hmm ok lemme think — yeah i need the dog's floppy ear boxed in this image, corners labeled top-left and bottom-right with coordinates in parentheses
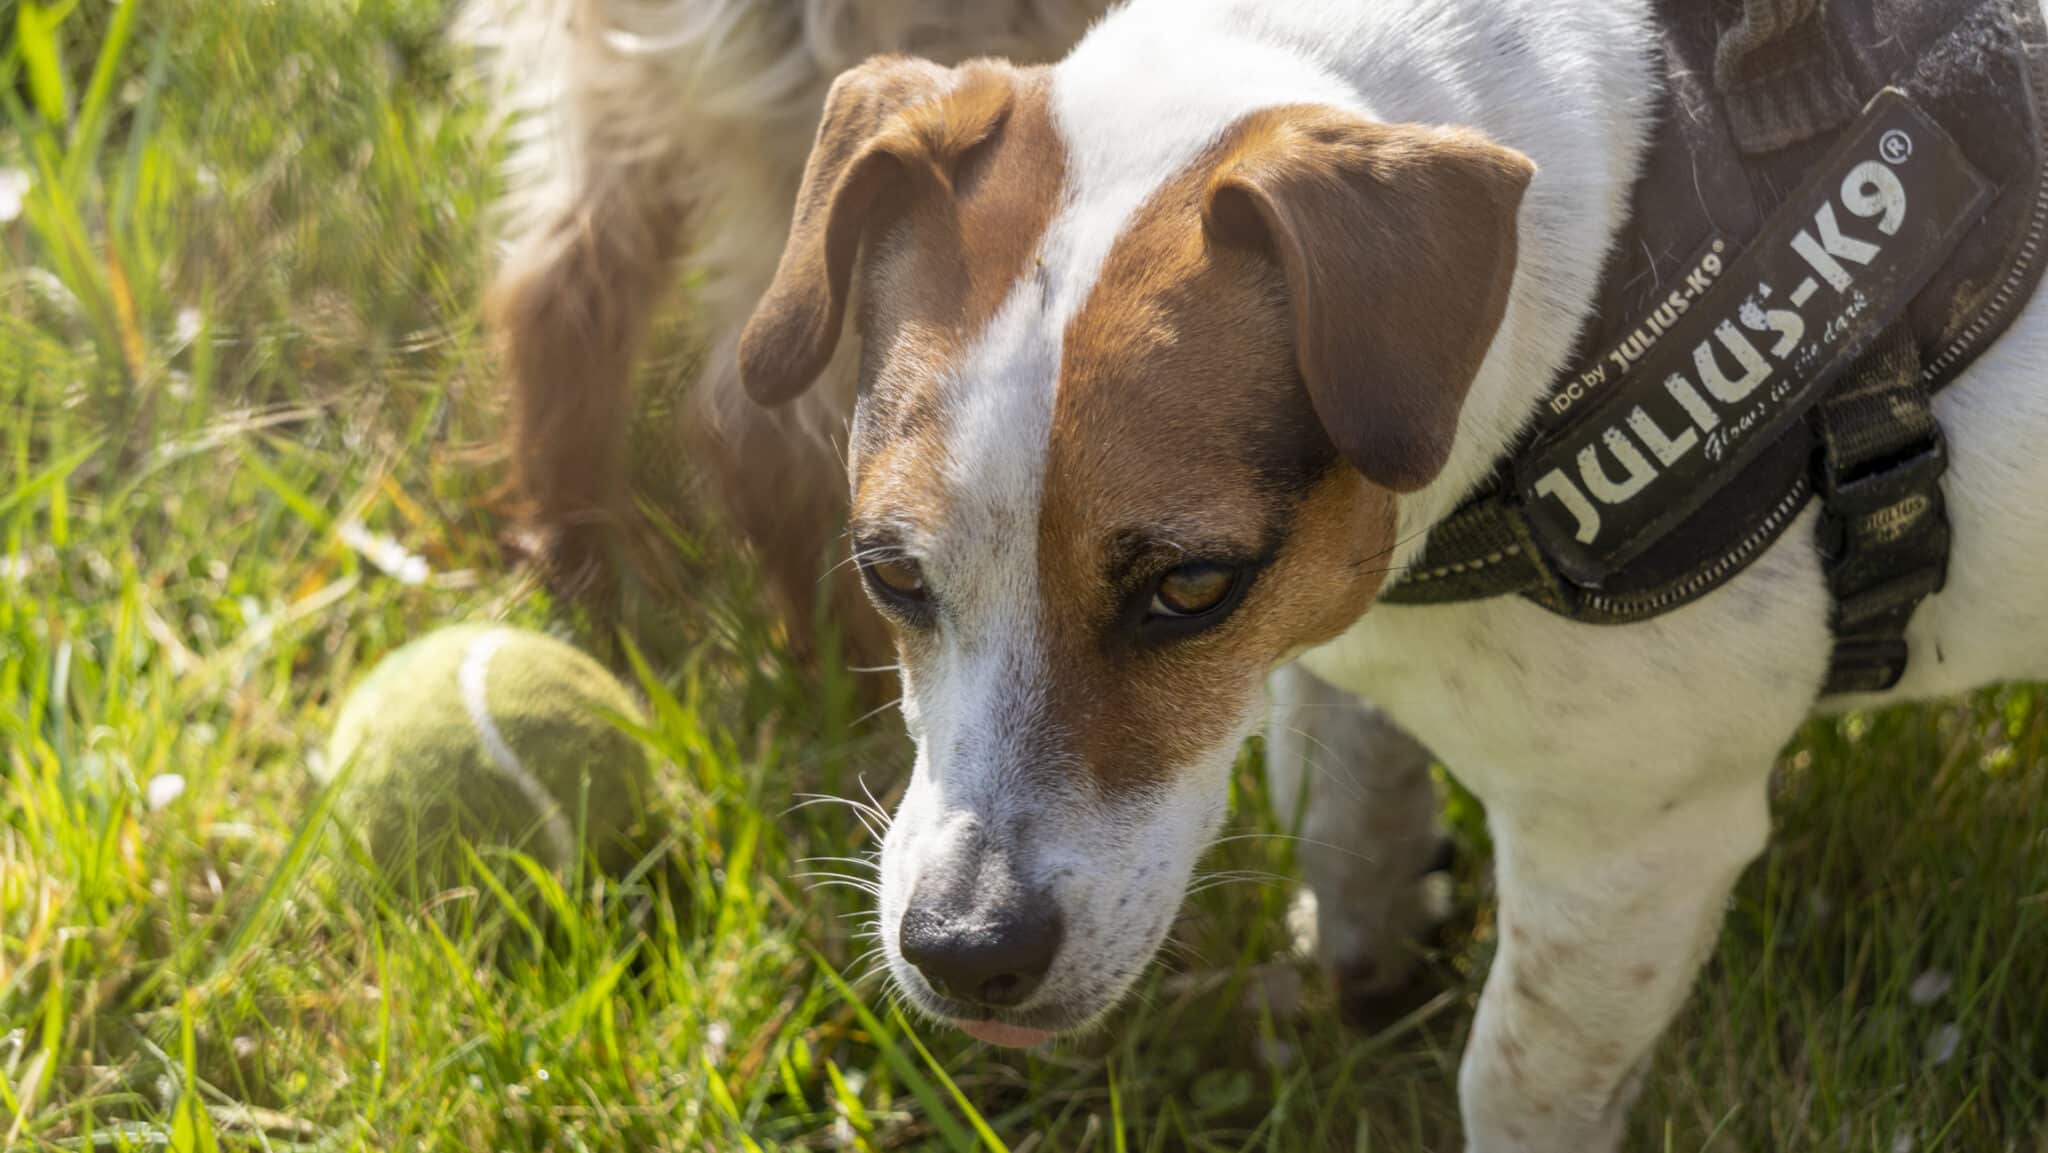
top-left (741, 56), bottom-right (1008, 405)
top-left (1204, 108), bottom-right (1534, 492)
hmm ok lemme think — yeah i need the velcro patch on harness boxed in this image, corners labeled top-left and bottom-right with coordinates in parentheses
top-left (1515, 90), bottom-right (1990, 586)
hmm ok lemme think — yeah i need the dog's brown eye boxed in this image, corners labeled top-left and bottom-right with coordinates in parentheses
top-left (1150, 563), bottom-right (1237, 618)
top-left (868, 556), bottom-right (927, 600)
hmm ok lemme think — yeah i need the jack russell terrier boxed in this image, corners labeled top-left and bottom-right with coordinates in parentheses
top-left (711, 0), bottom-right (2048, 1148)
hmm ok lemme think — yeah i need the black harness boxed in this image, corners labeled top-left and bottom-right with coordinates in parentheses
top-left (1381, 0), bottom-right (2048, 696)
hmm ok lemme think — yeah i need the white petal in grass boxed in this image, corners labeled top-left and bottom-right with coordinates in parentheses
top-left (1286, 887), bottom-right (1319, 958)
top-left (23, 268), bottom-right (78, 318)
top-left (829, 1064), bottom-right (869, 1146)
top-left (1925, 1022), bottom-right (1962, 1066)
top-left (337, 520), bottom-right (431, 585)
top-left (459, 628), bottom-right (574, 864)
top-left (173, 307), bottom-right (203, 346)
top-left (1908, 969), bottom-right (1953, 1006)
top-left (0, 168), bottom-right (28, 223)
top-left (703, 1021), bottom-right (730, 1065)
top-left (1420, 870), bottom-right (1457, 924)
top-left (145, 773), bottom-right (187, 811)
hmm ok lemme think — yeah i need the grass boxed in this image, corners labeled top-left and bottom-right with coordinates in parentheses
top-left (1, 1), bottom-right (2044, 1149)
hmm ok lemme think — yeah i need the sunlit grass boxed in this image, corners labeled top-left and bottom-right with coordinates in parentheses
top-left (2, 2), bottom-right (2043, 1149)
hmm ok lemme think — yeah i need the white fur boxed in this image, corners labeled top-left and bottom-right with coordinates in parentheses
top-left (870, 0), bottom-right (2048, 1148)
top-left (478, 0), bottom-right (2048, 1145)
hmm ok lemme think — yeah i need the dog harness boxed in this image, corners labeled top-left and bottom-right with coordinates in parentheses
top-left (1381, 0), bottom-right (2048, 696)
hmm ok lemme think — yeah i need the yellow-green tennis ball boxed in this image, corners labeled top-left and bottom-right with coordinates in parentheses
top-left (318, 625), bottom-right (655, 886)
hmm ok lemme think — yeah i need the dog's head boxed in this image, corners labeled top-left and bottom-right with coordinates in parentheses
top-left (741, 56), bottom-right (1531, 1045)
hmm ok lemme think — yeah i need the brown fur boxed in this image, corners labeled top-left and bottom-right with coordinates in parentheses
top-left (811, 103), bottom-right (1524, 793)
top-left (487, 168), bottom-right (687, 582)
top-left (735, 59), bottom-right (1070, 535)
top-left (1205, 107), bottom-right (1534, 492)
top-left (851, 68), bottom-right (1068, 527)
top-left (477, 1), bottom-right (1103, 677)
top-left (741, 60), bottom-right (1064, 408)
top-left (1031, 118), bottom-right (1411, 790)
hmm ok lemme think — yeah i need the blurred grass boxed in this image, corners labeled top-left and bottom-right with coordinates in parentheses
top-left (1, 1), bottom-right (2044, 1150)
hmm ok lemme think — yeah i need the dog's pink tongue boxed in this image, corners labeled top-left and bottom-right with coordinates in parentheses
top-left (956, 1019), bottom-right (1053, 1048)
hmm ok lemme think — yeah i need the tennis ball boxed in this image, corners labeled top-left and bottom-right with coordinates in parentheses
top-left (317, 625), bottom-right (656, 887)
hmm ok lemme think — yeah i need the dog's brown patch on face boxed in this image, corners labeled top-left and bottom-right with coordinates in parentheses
top-left (1035, 123), bottom-right (1400, 791)
top-left (849, 65), bottom-right (1066, 532)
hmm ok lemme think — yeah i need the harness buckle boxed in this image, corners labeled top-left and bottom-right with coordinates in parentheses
top-left (1819, 430), bottom-right (1950, 519)
top-left (1817, 429), bottom-right (1951, 694)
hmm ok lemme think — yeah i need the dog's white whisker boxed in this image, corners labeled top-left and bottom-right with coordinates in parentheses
top-left (798, 855), bottom-right (883, 873)
top-left (1272, 726), bottom-right (1373, 811)
top-left (786, 792), bottom-right (893, 845)
top-left (794, 872), bottom-right (884, 896)
top-left (1210, 830), bottom-right (1379, 866)
top-left (849, 694), bottom-right (905, 730)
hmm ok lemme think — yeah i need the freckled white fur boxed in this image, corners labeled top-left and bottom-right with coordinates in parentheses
top-left (881, 0), bottom-right (2048, 1148)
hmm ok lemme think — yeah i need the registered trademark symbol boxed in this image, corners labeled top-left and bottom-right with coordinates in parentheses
top-left (1880, 129), bottom-right (1913, 164)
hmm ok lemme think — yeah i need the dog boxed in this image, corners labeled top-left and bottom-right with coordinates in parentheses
top-left (460, 0), bottom-right (1107, 667)
top-left (722, 1), bottom-right (2048, 1149)
top-left (477, 0), bottom-right (2048, 1148)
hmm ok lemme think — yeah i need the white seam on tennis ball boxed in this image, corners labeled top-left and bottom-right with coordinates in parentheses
top-left (460, 629), bottom-right (576, 865)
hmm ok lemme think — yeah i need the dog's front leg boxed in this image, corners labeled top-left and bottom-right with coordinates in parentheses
top-left (1458, 771), bottom-right (1772, 1152)
top-left (1266, 663), bottom-right (1446, 1020)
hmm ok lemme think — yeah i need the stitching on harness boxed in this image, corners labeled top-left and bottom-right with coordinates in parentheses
top-left (1403, 543), bottom-right (1522, 584)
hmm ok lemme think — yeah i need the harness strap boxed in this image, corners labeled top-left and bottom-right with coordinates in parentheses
top-left (1714, 0), bottom-right (1861, 152)
top-left (1385, 327), bottom-right (1953, 692)
top-left (1813, 323), bottom-right (1952, 693)
top-left (1383, 498), bottom-right (1555, 608)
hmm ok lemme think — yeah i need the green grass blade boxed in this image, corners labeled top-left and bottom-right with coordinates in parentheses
top-left (14, 2), bottom-right (71, 124)
top-left (699, 1056), bottom-right (767, 1153)
top-left (62, 0), bottom-right (140, 190)
top-left (457, 840), bottom-right (543, 956)
top-left (198, 757), bottom-right (350, 994)
top-left (238, 444), bottom-right (333, 534)
top-left (1109, 1058), bottom-right (1128, 1153)
top-left (898, 1011), bottom-right (1011, 1153)
top-left (809, 948), bottom-right (980, 1153)
top-left (168, 994), bottom-right (221, 1153)
top-left (0, 438), bottom-right (101, 522)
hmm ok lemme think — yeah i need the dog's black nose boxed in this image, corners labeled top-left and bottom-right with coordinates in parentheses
top-left (899, 895), bottom-right (1063, 1008)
